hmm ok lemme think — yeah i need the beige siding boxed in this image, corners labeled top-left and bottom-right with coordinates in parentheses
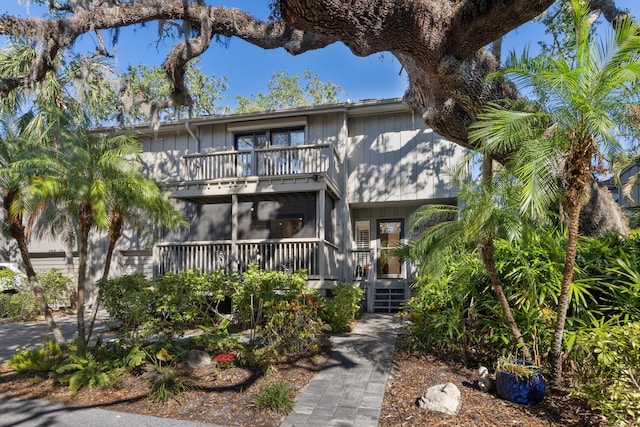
top-left (119, 250), bottom-right (154, 277)
top-left (347, 113), bottom-right (464, 204)
top-left (308, 113), bottom-right (341, 146)
top-left (198, 123), bottom-right (228, 151)
top-left (30, 255), bottom-right (78, 275)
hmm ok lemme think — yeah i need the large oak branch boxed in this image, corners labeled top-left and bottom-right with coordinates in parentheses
top-left (0, 0), bottom-right (629, 148)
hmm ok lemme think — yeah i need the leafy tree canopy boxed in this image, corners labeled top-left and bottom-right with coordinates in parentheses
top-left (234, 70), bottom-right (344, 113)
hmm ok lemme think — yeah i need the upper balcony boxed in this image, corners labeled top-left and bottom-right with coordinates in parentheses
top-left (170, 143), bottom-right (341, 203)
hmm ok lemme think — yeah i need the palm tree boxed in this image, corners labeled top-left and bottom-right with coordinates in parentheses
top-left (85, 160), bottom-right (187, 344)
top-left (0, 115), bottom-right (66, 344)
top-left (469, 0), bottom-right (640, 384)
top-left (407, 165), bottom-right (533, 359)
top-left (32, 126), bottom-right (145, 346)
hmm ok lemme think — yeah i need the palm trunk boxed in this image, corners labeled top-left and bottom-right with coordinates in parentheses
top-left (76, 202), bottom-right (93, 347)
top-left (86, 210), bottom-right (122, 345)
top-left (64, 212), bottom-right (76, 305)
top-left (479, 239), bottom-right (531, 360)
top-left (479, 155), bottom-right (530, 358)
top-left (3, 191), bottom-right (66, 345)
top-left (549, 200), bottom-right (581, 386)
top-left (550, 143), bottom-right (593, 387)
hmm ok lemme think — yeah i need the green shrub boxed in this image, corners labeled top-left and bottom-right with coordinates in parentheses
top-left (190, 318), bottom-right (240, 354)
top-left (7, 291), bottom-right (39, 320)
top-left (260, 291), bottom-right (329, 361)
top-left (153, 269), bottom-right (235, 332)
top-left (575, 233), bottom-right (640, 323)
top-left (233, 265), bottom-right (307, 328)
top-left (0, 267), bottom-right (28, 293)
top-left (40, 269), bottom-right (73, 309)
top-left (0, 294), bottom-right (15, 318)
top-left (253, 378), bottom-right (295, 413)
top-left (321, 283), bottom-right (363, 332)
top-left (571, 322), bottom-right (640, 426)
top-left (102, 274), bottom-right (154, 336)
top-left (405, 246), bottom-right (497, 355)
top-left (0, 269), bottom-right (72, 318)
top-left (8, 338), bottom-right (62, 373)
top-left (104, 271), bottom-right (236, 340)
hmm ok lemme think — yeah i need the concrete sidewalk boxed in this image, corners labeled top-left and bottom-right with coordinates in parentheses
top-left (282, 313), bottom-right (403, 427)
top-left (0, 395), bottom-right (225, 427)
top-left (0, 309), bottom-right (113, 362)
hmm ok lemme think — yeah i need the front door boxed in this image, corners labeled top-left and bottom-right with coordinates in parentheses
top-left (377, 219), bottom-right (403, 278)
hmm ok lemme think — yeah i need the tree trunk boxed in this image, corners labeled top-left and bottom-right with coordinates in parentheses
top-left (550, 144), bottom-right (594, 386)
top-left (76, 202), bottom-right (93, 347)
top-left (479, 155), bottom-right (531, 359)
top-left (86, 210), bottom-right (122, 345)
top-left (549, 199), bottom-right (582, 386)
top-left (63, 212), bottom-right (77, 309)
top-left (3, 191), bottom-right (66, 345)
top-left (479, 239), bottom-right (531, 360)
top-left (579, 179), bottom-right (629, 236)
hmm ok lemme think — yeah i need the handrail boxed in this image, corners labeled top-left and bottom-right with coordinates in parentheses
top-left (182, 143), bottom-right (331, 158)
top-left (156, 238), bottom-right (320, 247)
top-left (156, 238), bottom-right (321, 276)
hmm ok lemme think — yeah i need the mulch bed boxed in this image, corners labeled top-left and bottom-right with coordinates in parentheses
top-left (379, 339), bottom-right (606, 427)
top-left (0, 354), bottom-right (327, 427)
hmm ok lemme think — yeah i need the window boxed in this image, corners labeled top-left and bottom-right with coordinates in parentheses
top-left (271, 128), bottom-right (305, 147)
top-left (235, 127), bottom-right (305, 176)
top-left (269, 214), bottom-right (304, 238)
top-left (235, 127), bottom-right (305, 150)
top-left (236, 132), bottom-right (268, 150)
top-left (238, 195), bottom-right (315, 240)
top-left (354, 221), bottom-right (371, 279)
top-left (377, 219), bottom-right (403, 278)
top-left (355, 221), bottom-right (371, 250)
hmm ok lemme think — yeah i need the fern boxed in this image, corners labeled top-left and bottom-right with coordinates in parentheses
top-left (8, 338), bottom-right (62, 373)
top-left (55, 350), bottom-right (120, 395)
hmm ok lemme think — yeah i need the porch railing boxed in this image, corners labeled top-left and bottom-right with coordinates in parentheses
top-left (155, 239), bottom-right (320, 276)
top-left (350, 248), bottom-right (373, 281)
top-left (181, 143), bottom-right (338, 183)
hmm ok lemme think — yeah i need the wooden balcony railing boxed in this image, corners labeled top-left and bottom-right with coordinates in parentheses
top-left (155, 239), bottom-right (320, 276)
top-left (181, 143), bottom-right (338, 183)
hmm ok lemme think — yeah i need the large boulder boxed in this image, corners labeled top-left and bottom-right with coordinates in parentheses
top-left (417, 382), bottom-right (461, 415)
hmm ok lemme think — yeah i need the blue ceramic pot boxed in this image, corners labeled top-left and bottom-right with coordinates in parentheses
top-left (495, 362), bottom-right (546, 405)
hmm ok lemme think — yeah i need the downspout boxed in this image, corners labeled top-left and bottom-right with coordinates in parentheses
top-left (185, 121), bottom-right (201, 152)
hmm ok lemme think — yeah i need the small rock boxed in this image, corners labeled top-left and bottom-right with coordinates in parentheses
top-left (187, 349), bottom-right (212, 368)
top-left (417, 382), bottom-right (461, 415)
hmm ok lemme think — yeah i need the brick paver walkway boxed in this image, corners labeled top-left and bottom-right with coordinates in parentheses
top-left (281, 313), bottom-right (403, 427)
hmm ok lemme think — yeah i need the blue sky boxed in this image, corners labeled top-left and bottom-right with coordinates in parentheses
top-left (2, 1), bottom-right (640, 108)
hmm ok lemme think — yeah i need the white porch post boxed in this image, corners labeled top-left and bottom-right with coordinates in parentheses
top-left (317, 189), bottom-right (326, 285)
top-left (231, 195), bottom-right (238, 271)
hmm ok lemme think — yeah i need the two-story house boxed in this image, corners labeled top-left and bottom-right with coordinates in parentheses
top-left (5, 98), bottom-right (466, 313)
